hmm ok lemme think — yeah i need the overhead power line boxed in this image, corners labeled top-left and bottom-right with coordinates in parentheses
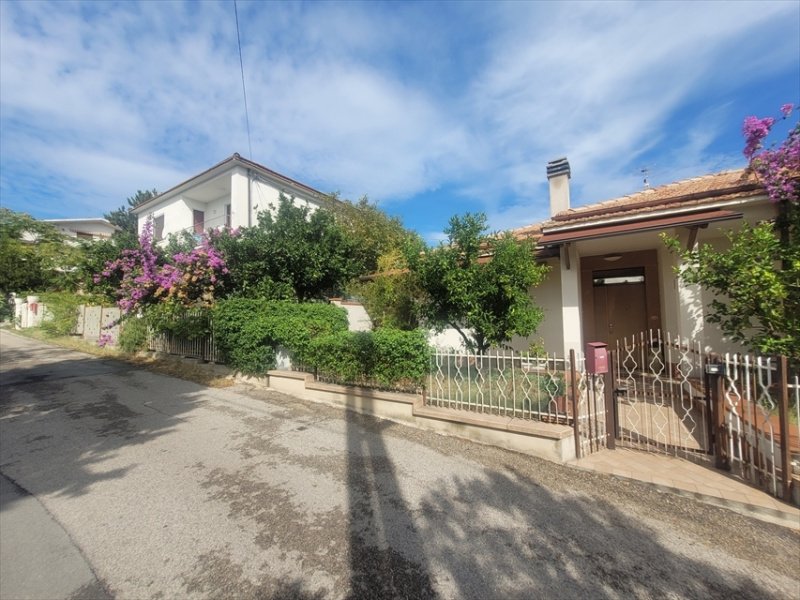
top-left (233, 0), bottom-right (253, 159)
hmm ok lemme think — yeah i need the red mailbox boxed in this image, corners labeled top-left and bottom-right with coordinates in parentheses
top-left (585, 342), bottom-right (608, 374)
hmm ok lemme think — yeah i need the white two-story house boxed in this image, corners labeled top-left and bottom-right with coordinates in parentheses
top-left (132, 153), bottom-right (326, 241)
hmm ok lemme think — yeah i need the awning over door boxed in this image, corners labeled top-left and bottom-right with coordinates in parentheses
top-left (537, 209), bottom-right (742, 246)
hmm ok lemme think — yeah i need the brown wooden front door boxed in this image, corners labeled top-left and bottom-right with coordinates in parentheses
top-left (580, 250), bottom-right (662, 348)
top-left (591, 268), bottom-right (648, 348)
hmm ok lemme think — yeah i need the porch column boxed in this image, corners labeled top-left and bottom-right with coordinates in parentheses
top-left (560, 243), bottom-right (583, 359)
top-left (229, 167), bottom-right (251, 229)
top-left (674, 232), bottom-right (706, 345)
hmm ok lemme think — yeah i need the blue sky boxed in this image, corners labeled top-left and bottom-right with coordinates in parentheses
top-left (1, 1), bottom-right (798, 242)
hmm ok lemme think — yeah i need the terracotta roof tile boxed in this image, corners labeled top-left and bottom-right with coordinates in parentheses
top-left (512, 169), bottom-right (766, 241)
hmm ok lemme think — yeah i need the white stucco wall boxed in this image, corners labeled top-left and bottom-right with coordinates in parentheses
top-left (138, 196), bottom-right (192, 240)
top-left (250, 178), bottom-right (319, 224)
top-left (138, 163), bottom-right (324, 238)
top-left (509, 259), bottom-right (564, 354)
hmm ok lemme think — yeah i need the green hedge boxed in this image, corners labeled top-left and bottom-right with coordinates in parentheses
top-left (307, 328), bottom-right (430, 389)
top-left (371, 328), bottom-right (430, 387)
top-left (118, 316), bottom-right (149, 353)
top-left (212, 299), bottom-right (349, 374)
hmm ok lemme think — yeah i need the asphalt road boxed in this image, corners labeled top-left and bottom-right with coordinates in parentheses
top-left (0, 330), bottom-right (798, 600)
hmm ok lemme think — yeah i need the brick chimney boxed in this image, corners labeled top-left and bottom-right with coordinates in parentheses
top-left (547, 157), bottom-right (571, 217)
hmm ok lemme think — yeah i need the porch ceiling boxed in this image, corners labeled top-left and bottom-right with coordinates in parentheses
top-left (183, 173), bottom-right (231, 203)
top-left (537, 209), bottom-right (742, 246)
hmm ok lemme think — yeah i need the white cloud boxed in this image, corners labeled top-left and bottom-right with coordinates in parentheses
top-left (0, 0), bottom-right (797, 231)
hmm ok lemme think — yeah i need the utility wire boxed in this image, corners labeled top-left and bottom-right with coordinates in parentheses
top-left (233, 0), bottom-right (253, 159)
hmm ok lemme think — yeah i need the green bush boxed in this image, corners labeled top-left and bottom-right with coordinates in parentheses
top-left (307, 328), bottom-right (430, 389)
top-left (371, 328), bottom-right (430, 387)
top-left (38, 292), bottom-right (85, 336)
top-left (118, 316), bottom-right (149, 353)
top-left (212, 299), bottom-right (348, 374)
top-left (145, 303), bottom-right (211, 339)
top-left (307, 331), bottom-right (376, 382)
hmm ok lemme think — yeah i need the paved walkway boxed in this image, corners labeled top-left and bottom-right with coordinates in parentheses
top-left (574, 447), bottom-right (800, 528)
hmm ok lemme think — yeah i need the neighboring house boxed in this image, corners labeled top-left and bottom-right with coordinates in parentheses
top-left (131, 153), bottom-right (326, 241)
top-left (22, 218), bottom-right (118, 242)
top-left (508, 158), bottom-right (775, 358)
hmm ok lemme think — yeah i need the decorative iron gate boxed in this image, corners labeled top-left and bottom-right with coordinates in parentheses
top-left (569, 349), bottom-right (609, 458)
top-left (610, 330), bottom-right (711, 457)
top-left (605, 330), bottom-right (798, 504)
top-left (717, 354), bottom-right (799, 501)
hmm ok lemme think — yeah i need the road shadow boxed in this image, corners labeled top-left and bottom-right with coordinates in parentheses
top-left (343, 408), bottom-right (794, 599)
top-left (413, 466), bottom-right (790, 599)
top-left (346, 410), bottom-right (436, 599)
top-left (0, 344), bottom-right (205, 505)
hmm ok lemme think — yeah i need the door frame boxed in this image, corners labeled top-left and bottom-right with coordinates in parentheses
top-left (580, 249), bottom-right (662, 346)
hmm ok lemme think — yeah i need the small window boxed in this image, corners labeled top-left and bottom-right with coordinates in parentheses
top-left (154, 215), bottom-right (165, 241)
top-left (225, 204), bottom-right (231, 228)
top-left (593, 267), bottom-right (645, 286)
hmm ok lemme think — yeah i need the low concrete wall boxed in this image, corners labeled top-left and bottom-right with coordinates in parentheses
top-left (265, 370), bottom-right (576, 463)
top-left (12, 297), bottom-right (120, 345)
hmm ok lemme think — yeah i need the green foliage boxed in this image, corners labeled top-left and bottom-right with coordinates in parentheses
top-left (324, 194), bottom-right (415, 274)
top-left (307, 331), bottom-right (376, 383)
top-left (119, 316), bottom-right (149, 353)
top-left (38, 291), bottom-right (85, 336)
top-left (307, 328), bottom-right (429, 389)
top-left (163, 230), bottom-right (199, 256)
top-left (663, 206), bottom-right (800, 361)
top-left (212, 299), bottom-right (348, 374)
top-left (348, 249), bottom-right (421, 330)
top-left (75, 236), bottom-right (138, 300)
top-left (370, 328), bottom-right (430, 387)
top-left (0, 208), bottom-right (77, 296)
top-left (104, 189), bottom-right (158, 235)
top-left (145, 303), bottom-right (212, 339)
top-left (216, 194), bottom-right (361, 301)
top-left (407, 213), bottom-right (549, 353)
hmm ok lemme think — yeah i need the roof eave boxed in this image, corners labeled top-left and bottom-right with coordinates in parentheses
top-left (132, 154), bottom-right (328, 215)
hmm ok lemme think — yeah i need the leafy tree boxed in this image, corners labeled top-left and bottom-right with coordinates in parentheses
top-left (104, 188), bottom-right (158, 235)
top-left (349, 248), bottom-right (422, 330)
top-left (665, 104), bottom-right (799, 361)
top-left (0, 209), bottom-right (79, 299)
top-left (215, 194), bottom-right (361, 301)
top-left (75, 235), bottom-right (140, 300)
top-left (407, 212), bottom-right (549, 353)
top-left (323, 194), bottom-right (411, 274)
top-left (322, 193), bottom-right (423, 328)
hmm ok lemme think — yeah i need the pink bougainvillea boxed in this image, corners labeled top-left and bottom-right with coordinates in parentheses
top-left (742, 104), bottom-right (799, 203)
top-left (95, 220), bottom-right (231, 314)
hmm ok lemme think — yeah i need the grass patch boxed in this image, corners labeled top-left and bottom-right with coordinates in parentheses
top-left (6, 327), bottom-right (234, 388)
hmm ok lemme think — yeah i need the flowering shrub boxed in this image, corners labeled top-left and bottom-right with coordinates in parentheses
top-left (94, 220), bottom-right (231, 314)
top-left (742, 103), bottom-right (799, 203)
top-left (666, 103), bottom-right (800, 361)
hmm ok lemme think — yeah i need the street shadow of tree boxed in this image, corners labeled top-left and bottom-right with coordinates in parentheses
top-left (0, 348), bottom-right (205, 504)
top-left (414, 466), bottom-right (786, 599)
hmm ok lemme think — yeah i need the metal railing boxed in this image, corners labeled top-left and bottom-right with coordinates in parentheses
top-left (427, 349), bottom-right (573, 423)
top-left (719, 354), bottom-right (799, 500)
top-left (147, 329), bottom-right (224, 363)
